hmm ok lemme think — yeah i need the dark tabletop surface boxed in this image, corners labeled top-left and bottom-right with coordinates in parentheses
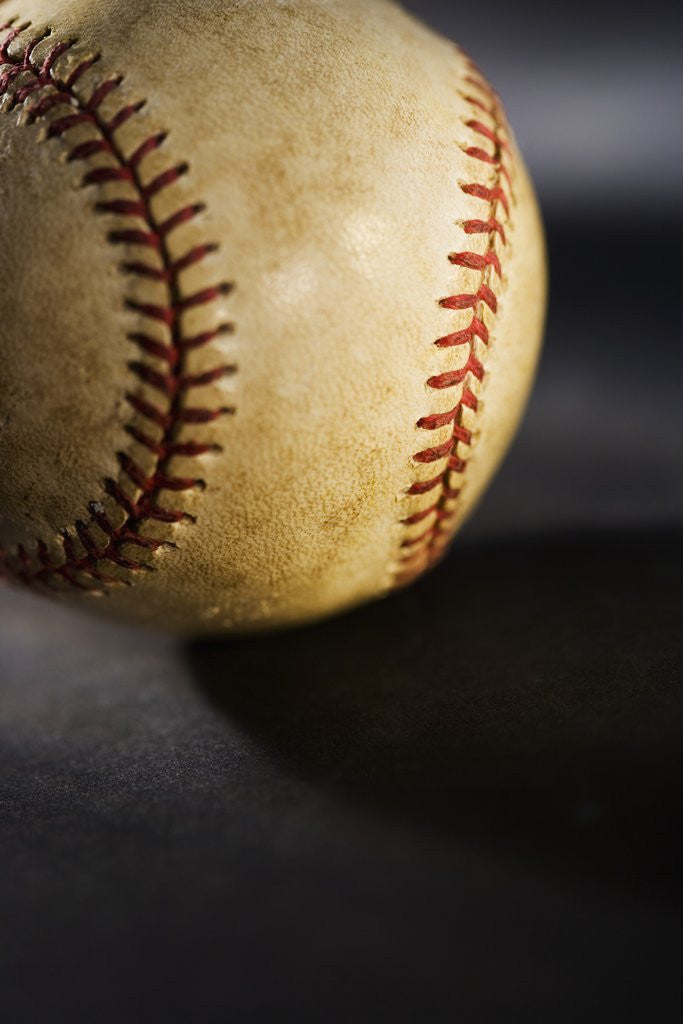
top-left (2, 1), bottom-right (682, 1021)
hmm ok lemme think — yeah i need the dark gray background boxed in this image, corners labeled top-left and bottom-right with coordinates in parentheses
top-left (2, 1), bottom-right (682, 1021)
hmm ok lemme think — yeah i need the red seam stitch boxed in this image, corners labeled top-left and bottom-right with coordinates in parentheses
top-left (11, 77), bottom-right (42, 105)
top-left (26, 91), bottom-right (72, 120)
top-left (466, 118), bottom-right (509, 152)
top-left (396, 58), bottom-right (512, 585)
top-left (449, 250), bottom-right (501, 276)
top-left (127, 333), bottom-right (176, 363)
top-left (158, 202), bottom-right (205, 237)
top-left (69, 138), bottom-right (114, 161)
top-left (106, 99), bottom-right (145, 132)
top-left (86, 74), bottom-right (122, 110)
top-left (439, 284), bottom-right (498, 313)
top-left (97, 197), bottom-right (147, 217)
top-left (180, 326), bottom-right (233, 351)
top-left (172, 243), bottom-right (219, 274)
top-left (122, 261), bottom-right (170, 283)
top-left (463, 218), bottom-right (506, 242)
top-left (143, 162), bottom-right (188, 198)
top-left (126, 300), bottom-right (176, 326)
top-left (406, 474), bottom-right (443, 496)
top-left (402, 505), bottom-right (440, 526)
top-left (81, 164), bottom-right (130, 182)
top-left (413, 437), bottom-right (454, 464)
top-left (64, 53), bottom-right (100, 89)
top-left (125, 393), bottom-right (170, 429)
top-left (416, 407), bottom-right (458, 431)
top-left (178, 405), bottom-right (234, 424)
top-left (0, 24), bottom-right (235, 590)
top-left (128, 361), bottom-right (177, 393)
top-left (461, 181), bottom-right (509, 217)
top-left (128, 130), bottom-right (165, 167)
top-left (41, 39), bottom-right (76, 75)
top-left (401, 525), bottom-right (437, 548)
top-left (125, 425), bottom-right (220, 458)
top-left (47, 111), bottom-right (94, 136)
top-left (108, 227), bottom-right (160, 248)
top-left (435, 317), bottom-right (489, 350)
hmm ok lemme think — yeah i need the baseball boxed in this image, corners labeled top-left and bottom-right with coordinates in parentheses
top-left (0, 0), bottom-right (546, 633)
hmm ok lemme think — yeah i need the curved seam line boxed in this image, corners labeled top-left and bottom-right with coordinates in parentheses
top-left (394, 57), bottom-right (514, 586)
top-left (0, 17), bottom-right (234, 593)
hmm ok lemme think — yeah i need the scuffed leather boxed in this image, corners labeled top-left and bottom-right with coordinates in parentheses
top-left (0, 0), bottom-right (546, 632)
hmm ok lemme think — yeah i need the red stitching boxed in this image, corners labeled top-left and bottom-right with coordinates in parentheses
top-left (122, 260), bottom-right (169, 283)
top-left (26, 91), bottom-right (71, 119)
top-left (435, 317), bottom-right (488, 350)
top-left (426, 357), bottom-right (485, 391)
top-left (64, 53), bottom-right (100, 89)
top-left (178, 405), bottom-right (234, 424)
top-left (126, 298), bottom-right (176, 326)
top-left (143, 163), bottom-right (189, 198)
top-left (0, 25), bottom-right (25, 61)
top-left (86, 74), bottom-right (122, 110)
top-left (172, 243), bottom-right (219, 274)
top-left (41, 39), bottom-right (76, 74)
top-left (0, 23), bottom-right (234, 592)
top-left (108, 227), bottom-right (160, 248)
top-left (126, 425), bottom-right (220, 458)
top-left (396, 61), bottom-right (512, 586)
top-left (11, 77), bottom-right (41, 104)
top-left (70, 138), bottom-right (114, 161)
top-left (440, 284), bottom-right (497, 313)
top-left (97, 197), bottom-right (147, 217)
top-left (464, 217), bottom-right (506, 242)
top-left (128, 130), bottom-right (166, 168)
top-left (127, 360), bottom-right (235, 396)
top-left (466, 118), bottom-right (509, 152)
top-left (125, 393), bottom-right (170, 429)
top-left (106, 99), bottom-right (145, 133)
top-left (402, 505), bottom-right (440, 527)
top-left (449, 250), bottom-right (501, 276)
top-left (180, 325), bottom-right (233, 351)
top-left (461, 182), bottom-right (509, 217)
top-left (158, 203), bottom-right (206, 237)
top-left (127, 333), bottom-right (176, 363)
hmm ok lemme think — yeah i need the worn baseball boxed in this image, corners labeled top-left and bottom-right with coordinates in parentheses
top-left (0, 0), bottom-right (546, 632)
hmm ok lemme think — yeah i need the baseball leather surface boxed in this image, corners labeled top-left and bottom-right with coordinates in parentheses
top-left (0, 0), bottom-right (546, 632)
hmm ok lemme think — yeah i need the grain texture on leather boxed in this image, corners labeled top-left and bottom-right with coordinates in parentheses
top-left (0, 0), bottom-right (546, 631)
